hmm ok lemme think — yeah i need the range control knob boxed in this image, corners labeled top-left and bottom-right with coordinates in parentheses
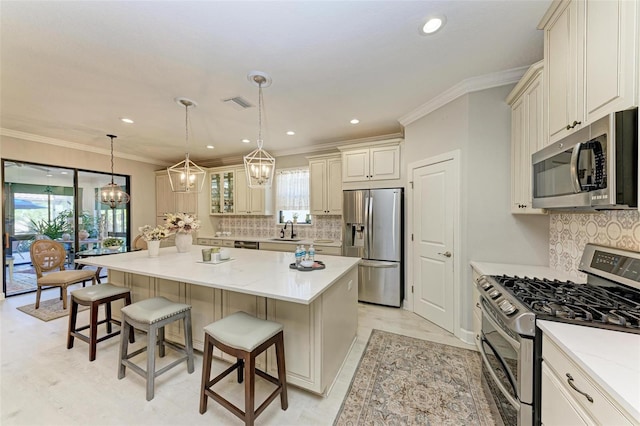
top-left (482, 282), bottom-right (493, 290)
top-left (499, 300), bottom-right (518, 315)
top-left (489, 289), bottom-right (501, 299)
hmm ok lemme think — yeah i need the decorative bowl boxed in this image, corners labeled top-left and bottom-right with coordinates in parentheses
top-left (300, 260), bottom-right (314, 268)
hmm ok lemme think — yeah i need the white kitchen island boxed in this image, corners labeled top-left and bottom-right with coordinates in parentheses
top-left (76, 245), bottom-right (360, 396)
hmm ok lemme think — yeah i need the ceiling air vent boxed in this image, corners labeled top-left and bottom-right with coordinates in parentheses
top-left (222, 96), bottom-right (253, 111)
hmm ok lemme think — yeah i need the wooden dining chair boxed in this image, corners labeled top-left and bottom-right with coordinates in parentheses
top-left (132, 235), bottom-right (147, 250)
top-left (30, 240), bottom-right (97, 309)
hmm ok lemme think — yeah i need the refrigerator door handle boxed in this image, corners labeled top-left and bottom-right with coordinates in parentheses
top-left (367, 194), bottom-right (373, 258)
top-left (360, 260), bottom-right (399, 268)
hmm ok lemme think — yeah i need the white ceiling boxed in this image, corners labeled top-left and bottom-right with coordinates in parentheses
top-left (0, 0), bottom-right (549, 166)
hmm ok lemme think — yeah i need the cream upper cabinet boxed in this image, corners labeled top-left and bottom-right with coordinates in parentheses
top-left (583, 0), bottom-right (638, 123)
top-left (506, 61), bottom-right (545, 214)
top-left (543, 0), bottom-right (584, 144)
top-left (541, 0), bottom-right (638, 145)
top-left (339, 141), bottom-right (401, 183)
top-left (209, 169), bottom-right (235, 215)
top-left (156, 172), bottom-right (198, 218)
top-left (308, 154), bottom-right (342, 215)
top-left (234, 167), bottom-right (271, 215)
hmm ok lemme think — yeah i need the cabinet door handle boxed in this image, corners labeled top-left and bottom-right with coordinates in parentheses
top-left (476, 302), bottom-right (480, 308)
top-left (565, 373), bottom-right (594, 403)
top-left (567, 120), bottom-right (582, 130)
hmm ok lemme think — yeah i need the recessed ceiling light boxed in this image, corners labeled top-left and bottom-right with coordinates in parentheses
top-left (421, 15), bottom-right (446, 35)
top-left (286, 131), bottom-right (295, 136)
top-left (46, 174), bottom-right (53, 177)
top-left (60, 171), bottom-right (68, 175)
top-left (120, 118), bottom-right (134, 124)
top-left (242, 139), bottom-right (251, 143)
top-left (350, 119), bottom-right (360, 124)
top-left (206, 145), bottom-right (214, 149)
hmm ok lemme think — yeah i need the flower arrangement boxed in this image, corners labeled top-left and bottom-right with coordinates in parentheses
top-left (164, 212), bottom-right (201, 234)
top-left (138, 225), bottom-right (170, 241)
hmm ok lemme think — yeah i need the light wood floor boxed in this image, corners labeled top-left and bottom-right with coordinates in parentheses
top-left (0, 287), bottom-right (474, 425)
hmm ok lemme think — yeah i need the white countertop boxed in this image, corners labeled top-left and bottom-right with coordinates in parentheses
top-left (76, 245), bottom-right (359, 305)
top-left (470, 261), bottom-right (585, 283)
top-left (198, 235), bottom-right (342, 247)
top-left (537, 320), bottom-right (640, 421)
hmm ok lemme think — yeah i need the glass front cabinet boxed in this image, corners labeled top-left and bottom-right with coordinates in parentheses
top-left (210, 169), bottom-right (235, 215)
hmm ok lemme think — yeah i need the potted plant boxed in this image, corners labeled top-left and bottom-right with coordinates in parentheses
top-left (29, 215), bottom-right (72, 240)
top-left (102, 237), bottom-right (124, 250)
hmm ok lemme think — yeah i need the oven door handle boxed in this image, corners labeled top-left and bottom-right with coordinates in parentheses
top-left (479, 335), bottom-right (521, 411)
top-left (480, 298), bottom-right (520, 350)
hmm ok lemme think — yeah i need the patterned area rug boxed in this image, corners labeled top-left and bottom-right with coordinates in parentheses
top-left (17, 298), bottom-right (88, 322)
top-left (334, 330), bottom-right (498, 425)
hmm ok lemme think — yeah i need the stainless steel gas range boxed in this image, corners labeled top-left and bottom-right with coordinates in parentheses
top-left (474, 244), bottom-right (640, 426)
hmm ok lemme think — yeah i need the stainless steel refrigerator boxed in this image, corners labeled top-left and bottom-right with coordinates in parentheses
top-left (342, 188), bottom-right (403, 307)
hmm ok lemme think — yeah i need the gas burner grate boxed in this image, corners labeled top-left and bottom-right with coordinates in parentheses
top-left (490, 275), bottom-right (640, 332)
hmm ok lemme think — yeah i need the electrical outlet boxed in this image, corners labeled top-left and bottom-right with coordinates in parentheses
top-left (348, 280), bottom-right (353, 291)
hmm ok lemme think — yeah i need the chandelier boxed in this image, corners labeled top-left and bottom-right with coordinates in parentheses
top-left (167, 98), bottom-right (206, 193)
top-left (244, 71), bottom-right (275, 188)
top-left (100, 134), bottom-right (130, 209)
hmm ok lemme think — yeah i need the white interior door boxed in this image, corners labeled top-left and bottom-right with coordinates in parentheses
top-left (413, 159), bottom-right (455, 332)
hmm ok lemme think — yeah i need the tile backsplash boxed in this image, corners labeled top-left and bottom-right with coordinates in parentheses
top-left (217, 215), bottom-right (343, 241)
top-left (550, 210), bottom-right (640, 278)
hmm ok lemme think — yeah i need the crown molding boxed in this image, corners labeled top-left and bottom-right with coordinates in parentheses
top-left (398, 66), bottom-right (529, 127)
top-left (505, 61), bottom-right (544, 105)
top-left (0, 128), bottom-right (167, 166)
top-left (271, 132), bottom-right (405, 158)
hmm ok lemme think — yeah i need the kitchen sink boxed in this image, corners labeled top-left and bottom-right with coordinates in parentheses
top-left (269, 238), bottom-right (301, 242)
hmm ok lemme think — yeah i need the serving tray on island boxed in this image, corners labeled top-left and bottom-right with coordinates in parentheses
top-left (289, 260), bottom-right (325, 271)
top-left (196, 258), bottom-right (235, 265)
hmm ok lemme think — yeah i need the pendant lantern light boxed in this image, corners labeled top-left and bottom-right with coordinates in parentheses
top-left (99, 134), bottom-right (130, 209)
top-left (167, 98), bottom-right (206, 193)
top-left (244, 71), bottom-right (275, 188)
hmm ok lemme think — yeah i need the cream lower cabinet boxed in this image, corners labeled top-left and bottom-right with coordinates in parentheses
top-left (541, 334), bottom-right (634, 425)
top-left (471, 268), bottom-right (482, 352)
top-left (197, 238), bottom-right (233, 247)
top-left (259, 242), bottom-right (342, 256)
top-left (507, 61), bottom-right (545, 214)
top-left (308, 154), bottom-right (342, 215)
top-left (106, 266), bottom-right (358, 395)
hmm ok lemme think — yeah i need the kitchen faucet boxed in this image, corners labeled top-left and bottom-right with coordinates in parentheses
top-left (283, 220), bottom-right (296, 239)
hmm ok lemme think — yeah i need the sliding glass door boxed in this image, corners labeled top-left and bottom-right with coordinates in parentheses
top-left (2, 160), bottom-right (130, 296)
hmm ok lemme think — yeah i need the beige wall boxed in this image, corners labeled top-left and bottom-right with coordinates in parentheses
top-left (404, 84), bottom-right (550, 337)
top-left (2, 135), bottom-right (159, 237)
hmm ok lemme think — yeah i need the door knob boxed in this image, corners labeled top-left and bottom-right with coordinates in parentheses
top-left (438, 251), bottom-right (452, 258)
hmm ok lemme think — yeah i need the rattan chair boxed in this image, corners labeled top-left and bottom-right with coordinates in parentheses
top-left (132, 235), bottom-right (148, 250)
top-left (30, 240), bottom-right (97, 309)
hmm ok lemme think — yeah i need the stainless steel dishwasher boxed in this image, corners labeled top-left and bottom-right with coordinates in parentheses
top-left (234, 240), bottom-right (259, 250)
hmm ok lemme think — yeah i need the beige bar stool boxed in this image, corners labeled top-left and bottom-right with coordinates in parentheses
top-left (118, 296), bottom-right (194, 401)
top-left (199, 311), bottom-right (288, 426)
top-left (67, 283), bottom-right (134, 361)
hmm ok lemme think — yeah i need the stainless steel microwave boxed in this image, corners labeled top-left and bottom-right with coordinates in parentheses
top-left (532, 108), bottom-right (637, 210)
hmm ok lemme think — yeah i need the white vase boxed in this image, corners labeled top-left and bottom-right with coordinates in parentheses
top-left (175, 232), bottom-right (192, 253)
top-left (147, 240), bottom-right (161, 257)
